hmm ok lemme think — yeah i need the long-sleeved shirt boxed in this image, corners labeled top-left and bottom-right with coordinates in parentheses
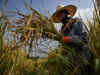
top-left (61, 17), bottom-right (93, 63)
top-left (61, 18), bottom-right (88, 44)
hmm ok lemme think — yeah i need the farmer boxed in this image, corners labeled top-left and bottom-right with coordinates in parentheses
top-left (52, 5), bottom-right (94, 74)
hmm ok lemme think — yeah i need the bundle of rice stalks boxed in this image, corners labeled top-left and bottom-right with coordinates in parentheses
top-left (0, 0), bottom-right (91, 75)
top-left (0, 45), bottom-right (80, 75)
top-left (0, 15), bottom-right (82, 75)
top-left (86, 0), bottom-right (100, 73)
top-left (87, 0), bottom-right (100, 58)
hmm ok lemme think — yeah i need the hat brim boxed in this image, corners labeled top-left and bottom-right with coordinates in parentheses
top-left (52, 5), bottom-right (77, 23)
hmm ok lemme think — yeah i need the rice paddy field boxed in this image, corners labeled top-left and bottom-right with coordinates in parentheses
top-left (0, 0), bottom-right (100, 75)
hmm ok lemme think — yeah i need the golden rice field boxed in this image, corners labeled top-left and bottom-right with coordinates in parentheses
top-left (0, 0), bottom-right (100, 75)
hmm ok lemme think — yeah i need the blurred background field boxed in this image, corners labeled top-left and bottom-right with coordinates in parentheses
top-left (0, 0), bottom-right (100, 75)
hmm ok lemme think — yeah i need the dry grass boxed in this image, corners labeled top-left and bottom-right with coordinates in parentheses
top-left (86, 0), bottom-right (100, 58)
top-left (0, 0), bottom-right (99, 75)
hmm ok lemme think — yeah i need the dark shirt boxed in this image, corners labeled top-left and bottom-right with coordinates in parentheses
top-left (61, 18), bottom-right (88, 43)
top-left (61, 18), bottom-right (92, 62)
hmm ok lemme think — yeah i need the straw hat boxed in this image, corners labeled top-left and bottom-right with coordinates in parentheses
top-left (52, 5), bottom-right (77, 23)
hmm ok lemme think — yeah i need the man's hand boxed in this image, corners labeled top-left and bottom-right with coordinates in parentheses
top-left (62, 36), bottom-right (71, 44)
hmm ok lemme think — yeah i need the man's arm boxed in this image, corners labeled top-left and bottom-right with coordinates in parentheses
top-left (62, 18), bottom-right (89, 46)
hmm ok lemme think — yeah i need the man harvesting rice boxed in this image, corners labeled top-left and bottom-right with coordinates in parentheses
top-left (52, 4), bottom-right (94, 75)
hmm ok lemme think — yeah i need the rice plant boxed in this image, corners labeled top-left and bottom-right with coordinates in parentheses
top-left (0, 0), bottom-right (99, 75)
top-left (86, 0), bottom-right (100, 74)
